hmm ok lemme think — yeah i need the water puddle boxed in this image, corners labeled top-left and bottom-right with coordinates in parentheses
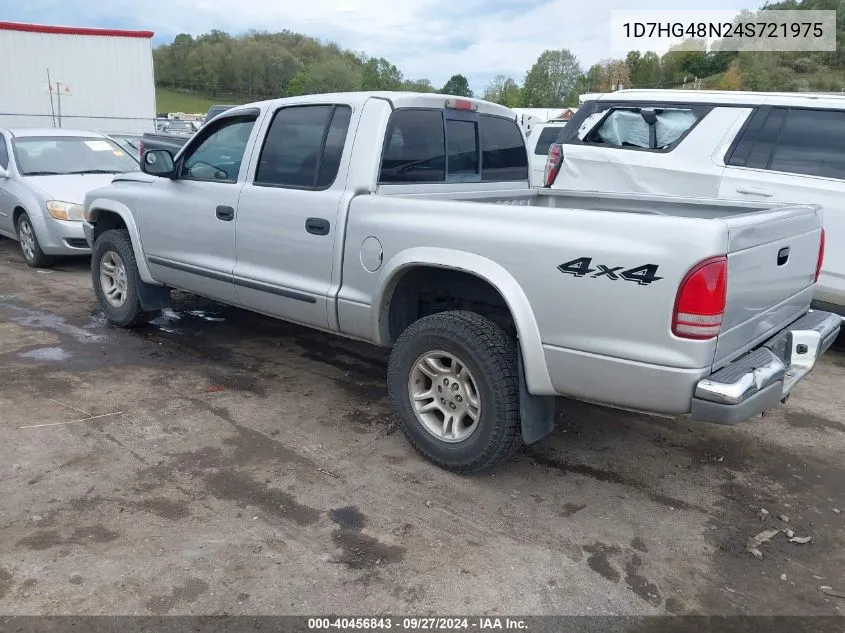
top-left (4, 304), bottom-right (104, 343)
top-left (18, 347), bottom-right (72, 361)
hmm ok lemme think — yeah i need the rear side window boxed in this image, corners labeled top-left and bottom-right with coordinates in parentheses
top-left (379, 109), bottom-right (527, 183)
top-left (0, 136), bottom-right (8, 169)
top-left (770, 109), bottom-right (845, 179)
top-left (533, 126), bottom-right (564, 155)
top-left (584, 107), bottom-right (700, 150)
top-left (255, 104), bottom-right (351, 189)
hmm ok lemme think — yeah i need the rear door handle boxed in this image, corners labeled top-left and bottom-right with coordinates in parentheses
top-left (736, 186), bottom-right (773, 197)
top-left (216, 205), bottom-right (235, 221)
top-left (305, 217), bottom-right (330, 236)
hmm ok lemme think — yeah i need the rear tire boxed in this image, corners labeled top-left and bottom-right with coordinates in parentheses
top-left (91, 229), bottom-right (156, 327)
top-left (17, 213), bottom-right (55, 268)
top-left (387, 310), bottom-right (523, 474)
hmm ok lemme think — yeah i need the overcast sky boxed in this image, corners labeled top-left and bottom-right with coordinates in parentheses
top-left (6, 0), bottom-right (762, 94)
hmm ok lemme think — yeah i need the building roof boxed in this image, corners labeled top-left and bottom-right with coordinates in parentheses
top-left (0, 21), bottom-right (154, 39)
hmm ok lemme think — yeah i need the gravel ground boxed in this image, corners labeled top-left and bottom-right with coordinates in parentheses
top-left (0, 238), bottom-right (843, 616)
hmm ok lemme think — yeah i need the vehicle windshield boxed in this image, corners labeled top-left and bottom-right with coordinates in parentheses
top-left (12, 136), bottom-right (139, 176)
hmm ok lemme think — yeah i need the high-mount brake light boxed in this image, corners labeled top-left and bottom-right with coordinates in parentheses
top-left (445, 98), bottom-right (478, 111)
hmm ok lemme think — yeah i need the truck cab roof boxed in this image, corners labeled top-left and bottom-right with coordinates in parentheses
top-left (222, 92), bottom-right (516, 119)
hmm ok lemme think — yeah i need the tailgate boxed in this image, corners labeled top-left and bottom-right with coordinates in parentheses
top-left (714, 204), bottom-right (823, 369)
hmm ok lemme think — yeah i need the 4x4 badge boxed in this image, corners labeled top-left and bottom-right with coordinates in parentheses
top-left (558, 257), bottom-right (663, 286)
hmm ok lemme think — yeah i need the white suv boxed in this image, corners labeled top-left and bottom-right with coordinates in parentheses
top-left (546, 89), bottom-right (845, 315)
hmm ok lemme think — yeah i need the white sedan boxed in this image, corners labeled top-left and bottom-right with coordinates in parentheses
top-left (0, 128), bottom-right (139, 267)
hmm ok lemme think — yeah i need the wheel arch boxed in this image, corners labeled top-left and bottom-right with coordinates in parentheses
top-left (86, 198), bottom-right (158, 285)
top-left (12, 204), bottom-right (27, 228)
top-left (375, 247), bottom-right (555, 395)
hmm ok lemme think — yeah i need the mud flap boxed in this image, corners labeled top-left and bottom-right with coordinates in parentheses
top-left (136, 274), bottom-right (171, 311)
top-left (518, 349), bottom-right (556, 444)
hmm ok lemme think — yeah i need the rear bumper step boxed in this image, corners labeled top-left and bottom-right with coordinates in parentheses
top-left (691, 310), bottom-right (841, 425)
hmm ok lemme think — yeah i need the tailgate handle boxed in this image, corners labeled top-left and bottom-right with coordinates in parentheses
top-left (777, 246), bottom-right (790, 266)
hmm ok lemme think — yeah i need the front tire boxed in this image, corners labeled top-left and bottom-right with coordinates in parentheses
top-left (91, 229), bottom-right (156, 327)
top-left (387, 311), bottom-right (523, 474)
top-left (17, 213), bottom-right (55, 268)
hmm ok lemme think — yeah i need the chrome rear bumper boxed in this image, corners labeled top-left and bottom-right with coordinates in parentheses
top-left (691, 310), bottom-right (841, 424)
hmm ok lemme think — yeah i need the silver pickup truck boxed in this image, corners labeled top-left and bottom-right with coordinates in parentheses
top-left (82, 91), bottom-right (840, 473)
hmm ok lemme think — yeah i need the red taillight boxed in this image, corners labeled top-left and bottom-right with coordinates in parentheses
top-left (544, 143), bottom-right (563, 187)
top-left (672, 256), bottom-right (728, 340)
top-left (815, 228), bottom-right (825, 283)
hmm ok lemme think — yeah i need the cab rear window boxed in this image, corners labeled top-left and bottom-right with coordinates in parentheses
top-left (379, 109), bottom-right (528, 183)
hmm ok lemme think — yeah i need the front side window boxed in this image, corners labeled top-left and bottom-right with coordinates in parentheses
top-left (0, 136), bottom-right (8, 169)
top-left (181, 117), bottom-right (256, 182)
top-left (12, 136), bottom-right (139, 176)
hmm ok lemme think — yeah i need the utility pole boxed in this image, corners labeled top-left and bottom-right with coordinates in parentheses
top-left (46, 68), bottom-right (56, 127)
top-left (56, 81), bottom-right (63, 128)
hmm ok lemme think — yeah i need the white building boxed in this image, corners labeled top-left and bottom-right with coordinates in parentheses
top-left (0, 21), bottom-right (156, 133)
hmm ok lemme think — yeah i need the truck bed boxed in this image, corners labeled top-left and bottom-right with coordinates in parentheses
top-left (383, 185), bottom-right (810, 220)
top-left (345, 185), bottom-right (822, 396)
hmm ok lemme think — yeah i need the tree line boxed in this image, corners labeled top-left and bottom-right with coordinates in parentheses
top-left (154, 29), bottom-right (450, 101)
top-left (153, 0), bottom-right (845, 109)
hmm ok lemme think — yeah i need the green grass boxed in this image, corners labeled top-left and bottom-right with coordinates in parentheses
top-left (156, 88), bottom-right (216, 114)
top-left (155, 88), bottom-right (253, 115)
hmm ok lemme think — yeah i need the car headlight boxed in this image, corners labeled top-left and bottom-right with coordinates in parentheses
top-left (46, 200), bottom-right (85, 222)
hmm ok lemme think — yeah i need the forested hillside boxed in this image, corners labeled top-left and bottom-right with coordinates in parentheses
top-left (153, 0), bottom-right (845, 113)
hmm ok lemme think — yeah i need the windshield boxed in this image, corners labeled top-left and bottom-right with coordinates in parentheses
top-left (12, 136), bottom-right (139, 176)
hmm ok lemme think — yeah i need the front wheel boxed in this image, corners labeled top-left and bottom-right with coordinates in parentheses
top-left (387, 311), bottom-right (523, 474)
top-left (91, 229), bottom-right (156, 327)
top-left (17, 213), bottom-right (55, 268)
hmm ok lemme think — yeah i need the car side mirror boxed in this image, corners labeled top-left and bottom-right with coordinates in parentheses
top-left (141, 149), bottom-right (175, 177)
top-left (0, 166), bottom-right (8, 179)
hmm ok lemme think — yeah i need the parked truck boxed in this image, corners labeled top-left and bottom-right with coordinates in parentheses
top-left (138, 105), bottom-right (237, 159)
top-left (82, 91), bottom-right (839, 472)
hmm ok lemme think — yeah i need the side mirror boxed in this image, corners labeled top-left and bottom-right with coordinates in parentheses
top-left (0, 166), bottom-right (8, 179)
top-left (141, 150), bottom-right (175, 177)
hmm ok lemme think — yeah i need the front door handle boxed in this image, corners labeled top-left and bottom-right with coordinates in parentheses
top-left (736, 186), bottom-right (773, 197)
top-left (305, 217), bottom-right (330, 236)
top-left (216, 205), bottom-right (235, 221)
